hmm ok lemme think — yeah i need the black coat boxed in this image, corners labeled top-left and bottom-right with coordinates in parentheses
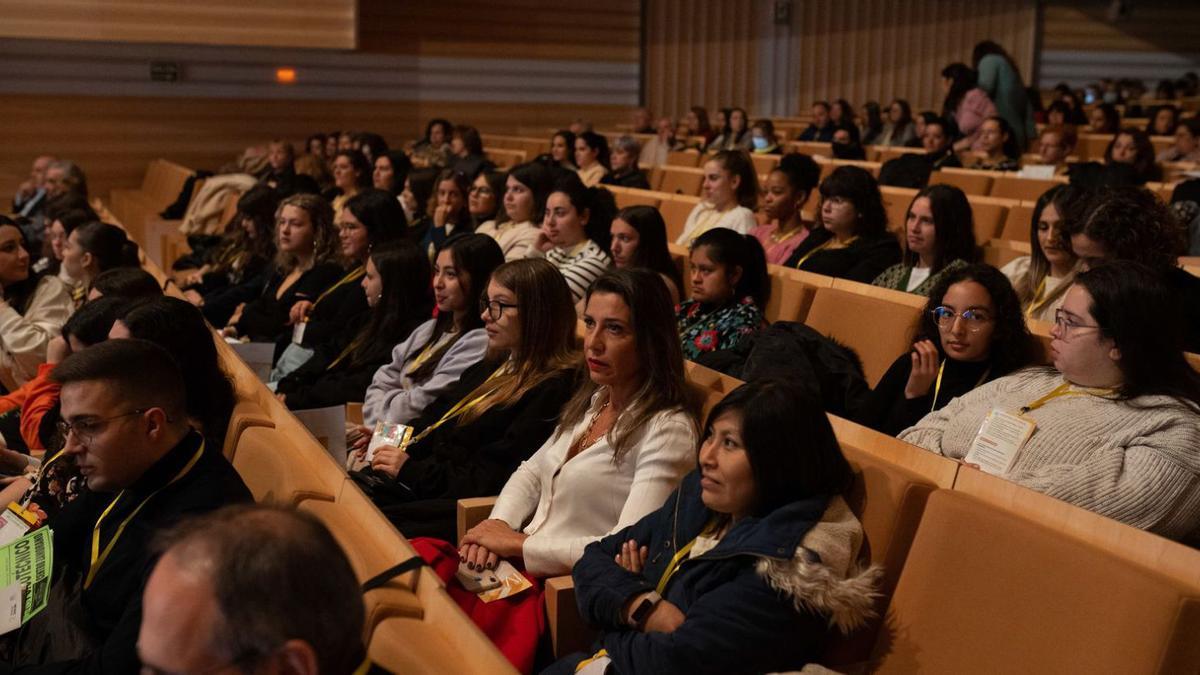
top-left (785, 229), bottom-right (902, 283)
top-left (600, 169), bottom-right (651, 190)
top-left (856, 353), bottom-right (996, 436)
top-left (272, 266), bottom-right (369, 359)
top-left (234, 262), bottom-right (345, 343)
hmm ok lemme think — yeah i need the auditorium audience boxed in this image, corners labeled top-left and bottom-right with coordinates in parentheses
top-left (548, 130), bottom-right (578, 171)
top-left (909, 111), bottom-right (939, 148)
top-left (798, 101), bottom-right (836, 142)
top-left (460, 269), bottom-right (697, 578)
top-left (357, 259), bottom-right (578, 540)
top-left (469, 170), bottom-right (507, 229)
top-left (1036, 124), bottom-right (1077, 169)
top-left (139, 506), bottom-right (381, 675)
top-left (942, 62), bottom-right (998, 152)
top-left (575, 131), bottom-right (612, 188)
top-left (832, 124), bottom-right (867, 160)
top-left (859, 101), bottom-right (884, 145)
top-left (859, 264), bottom-right (1038, 435)
top-left (675, 150), bottom-right (759, 245)
top-left (707, 107), bottom-right (752, 152)
top-left (276, 241), bottom-right (432, 411)
top-left (3, 340), bottom-right (251, 673)
top-left (610, 205), bottom-right (684, 304)
top-left (923, 117), bottom-right (963, 169)
top-left (373, 149), bottom-right (412, 199)
top-left (749, 119), bottom-right (781, 154)
top-left (477, 162), bottom-right (552, 261)
top-left (830, 98), bottom-right (854, 129)
top-left (677, 228), bottom-right (768, 360)
top-left (450, 125), bottom-right (493, 179)
top-left (901, 262), bottom-right (1200, 542)
top-left (222, 193), bottom-right (343, 343)
top-left (361, 233), bottom-right (503, 427)
top-left (639, 117), bottom-right (682, 166)
top-left (1001, 184), bottom-right (1081, 322)
top-left (785, 166), bottom-right (901, 282)
top-left (421, 169), bottom-right (474, 259)
top-left (872, 184), bottom-right (977, 295)
top-left (411, 117), bottom-right (453, 168)
top-left (1157, 116), bottom-right (1200, 163)
top-left (528, 172), bottom-right (614, 302)
top-left (1148, 104), bottom-right (1180, 137)
top-left (262, 140), bottom-right (319, 198)
top-left (1064, 186), bottom-right (1200, 351)
top-left (552, 379), bottom-right (878, 675)
top-left (1089, 103), bottom-right (1121, 134)
top-left (601, 136), bottom-right (651, 189)
top-left (12, 155), bottom-right (55, 220)
top-left (0, 216), bottom-right (73, 390)
top-left (1104, 127), bottom-right (1162, 183)
top-left (968, 116), bottom-right (1021, 171)
top-left (973, 40), bottom-right (1037, 150)
top-left (44, 159), bottom-right (89, 203)
top-left (683, 106), bottom-right (715, 146)
top-left (326, 149), bottom-right (372, 214)
top-left (61, 221), bottom-right (140, 305)
top-left (401, 167), bottom-right (438, 242)
top-left (753, 153), bottom-right (821, 265)
top-left (877, 99), bottom-right (917, 146)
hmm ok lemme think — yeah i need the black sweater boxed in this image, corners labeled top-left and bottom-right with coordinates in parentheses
top-left (15, 431), bottom-right (251, 674)
top-left (856, 353), bottom-right (996, 436)
top-left (234, 262), bottom-right (345, 343)
top-left (785, 229), bottom-right (902, 283)
top-left (371, 359), bottom-right (578, 541)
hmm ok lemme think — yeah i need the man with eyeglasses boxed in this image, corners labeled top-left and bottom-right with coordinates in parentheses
top-left (4, 339), bottom-right (251, 673)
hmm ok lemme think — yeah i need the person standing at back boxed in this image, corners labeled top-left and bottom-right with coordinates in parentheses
top-left (973, 41), bottom-right (1037, 151)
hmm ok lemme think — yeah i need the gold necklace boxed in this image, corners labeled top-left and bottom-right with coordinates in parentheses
top-left (569, 400), bottom-right (611, 458)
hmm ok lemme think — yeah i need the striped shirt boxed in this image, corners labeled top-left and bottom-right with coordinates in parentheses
top-left (536, 240), bottom-right (612, 302)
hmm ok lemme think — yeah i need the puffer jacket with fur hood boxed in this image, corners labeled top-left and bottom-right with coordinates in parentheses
top-left (570, 470), bottom-right (882, 675)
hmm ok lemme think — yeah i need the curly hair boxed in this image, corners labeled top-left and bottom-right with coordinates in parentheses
top-left (274, 193), bottom-right (339, 272)
top-left (1062, 186), bottom-right (1183, 270)
top-left (913, 263), bottom-right (1040, 376)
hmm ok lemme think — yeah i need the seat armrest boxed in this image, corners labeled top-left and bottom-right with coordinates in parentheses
top-left (456, 497), bottom-right (497, 542)
top-left (545, 575), bottom-right (596, 658)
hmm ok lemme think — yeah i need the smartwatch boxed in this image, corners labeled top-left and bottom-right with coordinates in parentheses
top-left (629, 591), bottom-right (662, 630)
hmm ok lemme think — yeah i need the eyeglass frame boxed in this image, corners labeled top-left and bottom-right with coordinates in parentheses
top-left (57, 409), bottom-right (148, 445)
top-left (480, 298), bottom-right (519, 321)
top-left (929, 306), bottom-right (993, 333)
top-left (1052, 309), bottom-right (1102, 341)
top-left (468, 185), bottom-right (494, 196)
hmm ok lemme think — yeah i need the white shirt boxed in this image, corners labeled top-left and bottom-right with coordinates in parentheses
top-left (905, 266), bottom-right (932, 292)
top-left (675, 203), bottom-right (757, 245)
top-left (490, 394), bottom-right (697, 576)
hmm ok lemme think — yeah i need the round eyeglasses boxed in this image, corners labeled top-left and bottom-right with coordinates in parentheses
top-left (930, 306), bottom-right (992, 333)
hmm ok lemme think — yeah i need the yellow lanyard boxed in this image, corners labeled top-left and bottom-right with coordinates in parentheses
top-left (310, 266), bottom-right (365, 311)
top-left (1024, 277), bottom-right (1049, 318)
top-left (793, 235), bottom-right (857, 269)
top-left (85, 441), bottom-right (205, 589)
top-left (351, 657), bottom-right (372, 675)
top-left (406, 334), bottom-right (449, 375)
top-left (655, 538), bottom-right (698, 595)
top-left (1019, 381), bottom-right (1116, 415)
top-left (930, 360), bottom-right (991, 413)
top-left (326, 335), bottom-right (365, 371)
top-left (575, 649), bottom-right (609, 672)
top-left (20, 449), bottom-right (67, 508)
top-left (404, 366), bottom-right (507, 448)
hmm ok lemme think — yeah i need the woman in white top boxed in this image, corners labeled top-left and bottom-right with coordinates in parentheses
top-left (1000, 184), bottom-right (1082, 322)
top-left (460, 268), bottom-right (699, 577)
top-left (0, 217), bottom-right (72, 390)
top-left (675, 150), bottom-right (759, 245)
top-left (527, 172), bottom-right (614, 303)
top-left (475, 162), bottom-right (551, 261)
top-left (358, 233), bottom-right (504, 430)
top-left (575, 131), bottom-right (611, 188)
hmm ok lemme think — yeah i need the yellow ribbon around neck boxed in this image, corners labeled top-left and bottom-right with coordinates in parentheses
top-left (1019, 380), bottom-right (1116, 415)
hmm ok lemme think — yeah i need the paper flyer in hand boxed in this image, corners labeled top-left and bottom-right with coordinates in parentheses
top-left (476, 561), bottom-right (533, 603)
top-left (0, 527), bottom-right (53, 632)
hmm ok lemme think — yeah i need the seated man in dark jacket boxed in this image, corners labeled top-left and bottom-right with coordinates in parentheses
top-left (6, 339), bottom-right (252, 673)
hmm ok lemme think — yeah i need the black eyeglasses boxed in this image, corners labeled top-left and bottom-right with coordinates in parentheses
top-left (480, 298), bottom-right (519, 321)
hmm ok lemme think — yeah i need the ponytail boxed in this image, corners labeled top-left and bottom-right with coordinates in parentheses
top-left (74, 222), bottom-right (140, 272)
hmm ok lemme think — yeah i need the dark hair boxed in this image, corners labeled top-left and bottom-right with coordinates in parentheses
top-left (830, 99), bottom-right (853, 125)
top-left (424, 118), bottom-right (452, 143)
top-left (914, 263), bottom-right (1038, 375)
top-left (51, 338), bottom-right (187, 420)
top-left (375, 151), bottom-right (412, 196)
top-left (548, 171), bottom-right (617, 252)
top-left (73, 222), bottom-right (140, 273)
top-left (205, 185), bottom-right (277, 283)
top-left (705, 379), bottom-right (853, 516)
top-left (818, 166), bottom-right (889, 237)
top-left (903, 184), bottom-right (978, 271)
top-left (425, 169), bottom-right (473, 230)
top-left (689, 106), bottom-right (712, 134)
top-left (1076, 263), bottom-right (1200, 410)
top-left (812, 100), bottom-right (831, 113)
top-left (89, 267), bottom-right (162, 300)
top-left (727, 107), bottom-right (750, 143)
top-left (504, 162), bottom-right (554, 224)
top-left (345, 188), bottom-right (408, 248)
top-left (47, 160), bottom-right (88, 200)
top-left (356, 132), bottom-right (389, 164)
top-left (831, 123), bottom-right (866, 160)
top-left (473, 170), bottom-right (508, 226)
top-left (550, 130), bottom-right (577, 167)
top-left (941, 63), bottom-right (978, 117)
top-left (971, 40), bottom-right (1023, 81)
top-left (153, 505), bottom-right (366, 675)
top-left (613, 206), bottom-right (684, 293)
top-left (576, 131), bottom-right (612, 170)
top-left (710, 150), bottom-right (760, 210)
top-left (1046, 100), bottom-right (1072, 124)
top-left (305, 133), bottom-right (326, 153)
top-left (690, 228), bottom-right (770, 308)
top-left (404, 168), bottom-right (439, 222)
top-left (1147, 105), bottom-right (1180, 135)
top-left (1091, 103), bottom-right (1120, 134)
top-left (889, 99), bottom-right (914, 130)
top-left (61, 296), bottom-right (129, 346)
top-left (559, 269), bottom-right (697, 461)
top-left (334, 149), bottom-right (372, 191)
top-left (44, 192), bottom-right (97, 224)
top-left (119, 298), bottom-right (235, 443)
top-left (0, 217), bottom-right (45, 314)
top-left (774, 153), bottom-right (821, 196)
top-left (982, 116), bottom-right (1021, 159)
top-left (408, 233), bottom-right (504, 382)
top-left (1063, 186), bottom-right (1182, 269)
top-left (1104, 128), bottom-right (1161, 182)
top-left (1179, 116), bottom-right (1200, 140)
top-left (861, 101), bottom-right (884, 141)
top-left (453, 125), bottom-right (484, 156)
top-left (751, 118), bottom-right (776, 141)
top-left (349, 241), bottom-right (434, 368)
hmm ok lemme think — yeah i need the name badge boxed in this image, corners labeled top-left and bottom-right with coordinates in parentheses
top-left (291, 320), bottom-right (307, 345)
top-left (366, 422), bottom-right (413, 463)
top-left (963, 408), bottom-right (1036, 476)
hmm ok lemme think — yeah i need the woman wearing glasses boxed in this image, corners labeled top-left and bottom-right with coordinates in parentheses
top-left (902, 262), bottom-right (1200, 541)
top-left (354, 258), bottom-right (579, 541)
top-left (858, 264), bottom-right (1038, 435)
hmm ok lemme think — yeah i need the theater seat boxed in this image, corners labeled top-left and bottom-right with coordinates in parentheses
top-left (368, 609), bottom-right (518, 675)
top-left (870, 491), bottom-right (1200, 673)
top-left (222, 397), bottom-right (274, 461)
top-left (660, 197), bottom-right (700, 241)
top-left (764, 265), bottom-right (833, 324)
top-left (231, 426), bottom-right (340, 505)
top-left (805, 286), bottom-right (923, 387)
top-left (659, 167), bottom-right (703, 196)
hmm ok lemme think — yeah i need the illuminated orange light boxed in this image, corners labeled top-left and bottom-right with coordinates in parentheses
top-left (275, 67), bottom-right (297, 84)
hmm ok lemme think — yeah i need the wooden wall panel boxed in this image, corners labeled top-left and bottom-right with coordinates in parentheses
top-left (644, 0), bottom-right (758, 119)
top-left (0, 95), bottom-right (630, 200)
top-left (0, 0), bottom-right (355, 49)
top-left (794, 0), bottom-right (1036, 113)
top-left (1043, 1), bottom-right (1200, 53)
top-left (357, 0), bottom-right (640, 62)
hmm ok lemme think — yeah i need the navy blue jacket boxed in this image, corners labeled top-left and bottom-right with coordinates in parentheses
top-left (569, 471), bottom-right (865, 675)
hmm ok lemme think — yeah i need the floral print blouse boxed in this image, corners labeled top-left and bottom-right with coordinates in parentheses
top-left (675, 297), bottom-right (764, 360)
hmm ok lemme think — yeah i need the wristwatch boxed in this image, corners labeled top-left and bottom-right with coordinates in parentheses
top-left (629, 591), bottom-right (662, 630)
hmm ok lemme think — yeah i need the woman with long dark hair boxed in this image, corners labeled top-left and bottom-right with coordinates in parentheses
top-left (0, 216), bottom-right (73, 389)
top-left (873, 184), bottom-right (977, 295)
top-left (610, 205), bottom-right (684, 304)
top-left (476, 162), bottom-right (552, 261)
top-left (528, 172), bottom-right (615, 302)
top-left (575, 131), bottom-right (612, 187)
top-left (325, 150), bottom-right (372, 214)
top-left (968, 116), bottom-right (1021, 171)
top-left (60, 221), bottom-right (140, 305)
top-left (677, 228), bottom-right (769, 360)
top-left (420, 169), bottom-right (473, 260)
top-left (1104, 127), bottom-right (1162, 183)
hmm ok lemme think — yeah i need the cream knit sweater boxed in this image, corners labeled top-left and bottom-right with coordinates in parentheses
top-left (901, 368), bottom-right (1200, 541)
